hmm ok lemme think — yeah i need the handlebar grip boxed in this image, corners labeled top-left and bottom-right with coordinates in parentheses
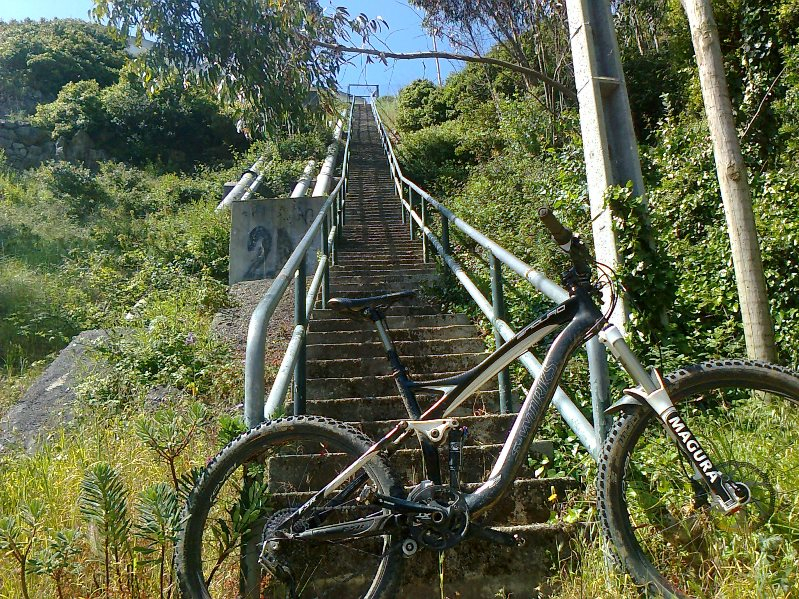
top-left (538, 207), bottom-right (573, 246)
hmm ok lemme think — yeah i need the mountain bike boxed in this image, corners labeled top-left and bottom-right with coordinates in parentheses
top-left (175, 208), bottom-right (799, 598)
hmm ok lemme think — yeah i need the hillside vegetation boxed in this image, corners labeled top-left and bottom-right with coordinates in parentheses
top-left (391, 1), bottom-right (799, 372)
top-left (0, 18), bottom-right (331, 598)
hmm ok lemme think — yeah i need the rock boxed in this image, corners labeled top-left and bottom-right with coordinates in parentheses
top-left (0, 330), bottom-right (113, 452)
top-left (67, 130), bottom-right (93, 163)
top-left (16, 125), bottom-right (48, 145)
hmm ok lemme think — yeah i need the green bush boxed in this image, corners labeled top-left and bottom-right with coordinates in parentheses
top-left (395, 79), bottom-right (451, 133)
top-left (33, 72), bottom-right (247, 169)
top-left (0, 19), bottom-right (126, 111)
top-left (31, 80), bottom-right (106, 139)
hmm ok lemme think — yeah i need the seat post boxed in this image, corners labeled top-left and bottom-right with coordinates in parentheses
top-left (368, 310), bottom-right (443, 484)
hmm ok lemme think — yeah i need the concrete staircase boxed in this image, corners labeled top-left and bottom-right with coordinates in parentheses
top-left (284, 104), bottom-right (575, 597)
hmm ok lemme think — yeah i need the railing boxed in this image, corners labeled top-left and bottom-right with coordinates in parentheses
top-left (369, 97), bottom-right (611, 459)
top-left (242, 98), bottom-right (354, 428)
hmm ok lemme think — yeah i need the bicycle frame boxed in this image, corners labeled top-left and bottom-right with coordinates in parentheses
top-left (281, 287), bottom-right (745, 545)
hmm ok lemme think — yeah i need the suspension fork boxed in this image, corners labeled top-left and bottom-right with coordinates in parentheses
top-left (600, 326), bottom-right (746, 513)
top-left (371, 310), bottom-right (443, 484)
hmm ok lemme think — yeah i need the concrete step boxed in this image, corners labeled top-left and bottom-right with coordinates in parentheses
top-left (306, 324), bottom-right (480, 345)
top-left (357, 413), bottom-right (520, 446)
top-left (329, 273), bottom-right (439, 286)
top-left (267, 443), bottom-right (542, 489)
top-left (307, 371), bottom-right (497, 400)
top-left (306, 337), bottom-right (485, 360)
top-left (311, 305), bottom-right (440, 320)
top-left (328, 283), bottom-right (436, 296)
top-left (324, 289), bottom-right (435, 301)
top-left (304, 390), bottom-right (503, 421)
top-left (308, 313), bottom-right (471, 332)
top-left (306, 351), bottom-right (487, 379)
top-left (329, 258), bottom-right (426, 268)
top-left (400, 523), bottom-right (572, 599)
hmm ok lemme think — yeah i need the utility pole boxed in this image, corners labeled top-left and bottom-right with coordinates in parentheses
top-left (565, 0), bottom-right (646, 330)
top-left (681, 0), bottom-right (777, 361)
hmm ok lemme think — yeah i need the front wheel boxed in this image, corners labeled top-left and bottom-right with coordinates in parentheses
top-left (598, 360), bottom-right (799, 598)
top-left (175, 415), bottom-right (403, 598)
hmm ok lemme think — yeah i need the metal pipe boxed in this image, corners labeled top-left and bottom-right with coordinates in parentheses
top-left (291, 159), bottom-right (317, 198)
top-left (312, 115), bottom-right (345, 197)
top-left (216, 156), bottom-right (266, 210)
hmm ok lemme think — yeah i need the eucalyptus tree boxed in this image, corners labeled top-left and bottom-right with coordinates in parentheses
top-left (90, 0), bottom-right (570, 135)
top-left (681, 0), bottom-right (777, 361)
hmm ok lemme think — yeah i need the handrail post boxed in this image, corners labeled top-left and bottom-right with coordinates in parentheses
top-left (321, 215), bottom-right (330, 308)
top-left (293, 262), bottom-right (307, 415)
top-left (587, 337), bottom-right (611, 443)
top-left (401, 182), bottom-right (406, 223)
top-left (336, 187), bottom-right (344, 244)
top-left (489, 253), bottom-right (512, 414)
top-left (421, 195), bottom-right (429, 263)
top-left (329, 202), bottom-right (337, 266)
top-left (408, 187), bottom-right (416, 239)
top-left (440, 209), bottom-right (451, 256)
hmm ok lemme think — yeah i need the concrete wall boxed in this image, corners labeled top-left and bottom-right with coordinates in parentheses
top-left (229, 196), bottom-right (328, 284)
top-left (0, 120), bottom-right (53, 169)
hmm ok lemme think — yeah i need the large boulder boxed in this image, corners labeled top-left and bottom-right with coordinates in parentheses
top-left (0, 330), bottom-right (111, 452)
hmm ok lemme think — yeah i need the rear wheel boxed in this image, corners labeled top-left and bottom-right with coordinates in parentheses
top-left (176, 415), bottom-right (403, 598)
top-left (598, 360), bottom-right (799, 598)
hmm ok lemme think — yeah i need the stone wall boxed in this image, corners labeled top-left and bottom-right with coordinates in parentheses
top-left (0, 120), bottom-right (54, 169)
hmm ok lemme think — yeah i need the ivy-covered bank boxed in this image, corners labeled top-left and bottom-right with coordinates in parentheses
top-left (387, 2), bottom-right (799, 373)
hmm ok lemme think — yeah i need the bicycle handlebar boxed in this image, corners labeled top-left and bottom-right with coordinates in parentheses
top-left (538, 206), bottom-right (594, 279)
top-left (537, 207), bottom-right (573, 247)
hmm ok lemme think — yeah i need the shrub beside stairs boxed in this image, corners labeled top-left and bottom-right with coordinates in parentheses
top-left (268, 104), bottom-right (577, 597)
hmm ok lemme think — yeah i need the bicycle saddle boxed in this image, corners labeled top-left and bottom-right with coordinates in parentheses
top-left (328, 289), bottom-right (416, 316)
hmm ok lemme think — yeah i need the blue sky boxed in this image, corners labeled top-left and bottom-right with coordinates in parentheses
top-left (0, 0), bottom-right (461, 96)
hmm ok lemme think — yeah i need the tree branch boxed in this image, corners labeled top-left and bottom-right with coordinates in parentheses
top-left (312, 39), bottom-right (577, 100)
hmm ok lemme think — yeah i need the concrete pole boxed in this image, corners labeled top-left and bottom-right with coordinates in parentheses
top-left (566, 0), bottom-right (646, 330)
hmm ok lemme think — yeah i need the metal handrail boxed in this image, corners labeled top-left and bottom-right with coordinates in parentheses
top-left (243, 98), bottom-right (355, 427)
top-left (369, 96), bottom-right (611, 459)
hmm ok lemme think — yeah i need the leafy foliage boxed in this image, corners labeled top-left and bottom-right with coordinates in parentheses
top-left (33, 70), bottom-right (246, 168)
top-left (0, 19), bottom-right (126, 113)
top-left (90, 0), bottom-right (386, 133)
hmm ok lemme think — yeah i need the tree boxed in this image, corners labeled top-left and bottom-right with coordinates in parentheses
top-left (681, 0), bottom-right (777, 361)
top-left (409, 0), bottom-right (574, 118)
top-left (90, 0), bottom-right (573, 134)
